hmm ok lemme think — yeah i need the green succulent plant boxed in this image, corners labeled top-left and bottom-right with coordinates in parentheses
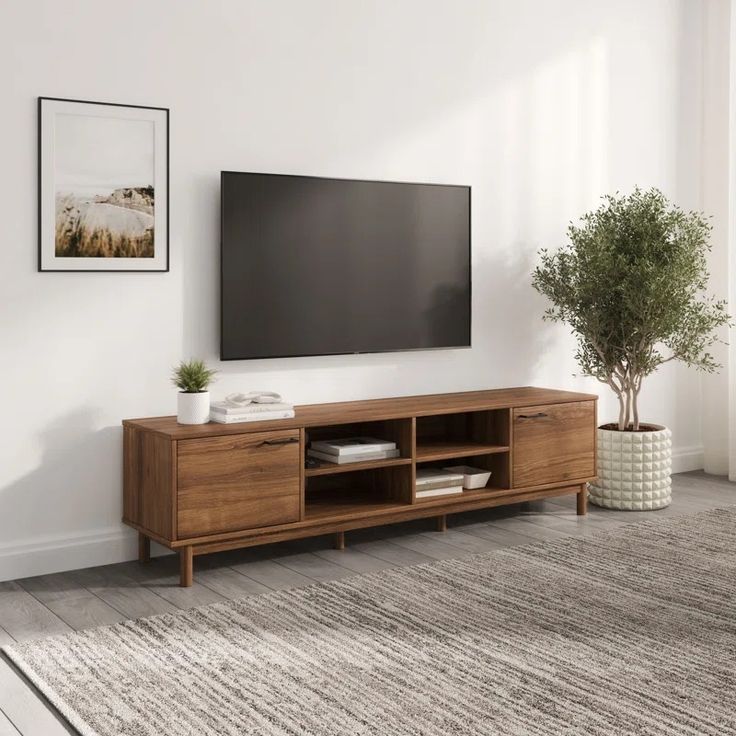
top-left (171, 359), bottom-right (216, 393)
top-left (532, 188), bottom-right (730, 431)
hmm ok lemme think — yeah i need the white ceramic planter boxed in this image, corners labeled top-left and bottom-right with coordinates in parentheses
top-left (588, 425), bottom-right (672, 510)
top-left (177, 391), bottom-right (210, 425)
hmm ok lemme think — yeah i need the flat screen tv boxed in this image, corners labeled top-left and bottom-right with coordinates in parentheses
top-left (220, 172), bottom-right (471, 360)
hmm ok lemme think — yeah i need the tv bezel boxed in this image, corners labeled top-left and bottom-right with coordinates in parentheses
top-left (220, 171), bottom-right (472, 361)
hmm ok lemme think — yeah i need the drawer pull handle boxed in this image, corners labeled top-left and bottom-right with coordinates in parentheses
top-left (258, 437), bottom-right (299, 447)
top-left (518, 412), bottom-right (548, 419)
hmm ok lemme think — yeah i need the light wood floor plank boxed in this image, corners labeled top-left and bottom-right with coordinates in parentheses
top-left (679, 470), bottom-right (735, 489)
top-left (44, 596), bottom-right (127, 632)
top-left (475, 515), bottom-right (574, 541)
top-left (0, 583), bottom-right (71, 643)
top-left (672, 477), bottom-right (735, 500)
top-left (273, 552), bottom-right (356, 583)
top-left (350, 539), bottom-right (435, 567)
top-left (375, 533), bottom-right (467, 561)
top-left (228, 559), bottom-right (316, 591)
top-left (69, 566), bottom-right (178, 619)
top-left (0, 709), bottom-right (20, 736)
top-left (0, 657), bottom-right (73, 735)
top-left (517, 509), bottom-right (626, 534)
top-left (18, 572), bottom-right (126, 632)
top-left (115, 560), bottom-right (225, 611)
top-left (16, 572), bottom-right (89, 605)
top-left (454, 520), bottom-right (543, 547)
top-left (194, 567), bottom-right (273, 600)
top-left (419, 528), bottom-right (507, 554)
top-left (522, 500), bottom-right (628, 528)
top-left (0, 626), bottom-right (14, 647)
top-left (313, 547), bottom-right (397, 574)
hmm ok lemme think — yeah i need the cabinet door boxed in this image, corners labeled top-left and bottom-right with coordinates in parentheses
top-left (177, 429), bottom-right (301, 538)
top-left (512, 401), bottom-right (595, 488)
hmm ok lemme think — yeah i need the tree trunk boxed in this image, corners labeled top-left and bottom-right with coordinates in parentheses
top-left (632, 386), bottom-right (640, 431)
top-left (618, 393), bottom-right (626, 431)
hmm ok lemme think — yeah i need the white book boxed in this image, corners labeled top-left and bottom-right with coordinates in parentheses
top-left (307, 448), bottom-right (400, 465)
top-left (210, 409), bottom-right (295, 424)
top-left (416, 469), bottom-right (464, 487)
top-left (211, 401), bottom-right (294, 416)
top-left (310, 437), bottom-right (397, 456)
top-left (416, 486), bottom-right (464, 499)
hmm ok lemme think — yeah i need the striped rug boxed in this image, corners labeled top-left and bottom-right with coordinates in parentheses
top-left (4, 508), bottom-right (736, 735)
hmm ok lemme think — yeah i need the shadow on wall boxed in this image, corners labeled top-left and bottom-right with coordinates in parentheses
top-left (472, 242), bottom-right (557, 386)
top-left (0, 410), bottom-right (122, 548)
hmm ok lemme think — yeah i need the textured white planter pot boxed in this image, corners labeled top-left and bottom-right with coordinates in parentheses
top-left (177, 391), bottom-right (210, 425)
top-left (589, 425), bottom-right (672, 510)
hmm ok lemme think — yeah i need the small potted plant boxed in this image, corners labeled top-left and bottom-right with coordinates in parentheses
top-left (533, 188), bottom-right (729, 510)
top-left (172, 359), bottom-right (217, 425)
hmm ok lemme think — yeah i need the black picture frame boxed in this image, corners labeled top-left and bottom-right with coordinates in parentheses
top-left (38, 96), bottom-right (170, 272)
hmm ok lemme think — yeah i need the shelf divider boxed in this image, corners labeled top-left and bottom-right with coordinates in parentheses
top-left (415, 442), bottom-right (510, 463)
top-left (305, 456), bottom-right (411, 477)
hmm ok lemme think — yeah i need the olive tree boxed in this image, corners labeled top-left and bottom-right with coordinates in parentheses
top-left (532, 188), bottom-right (730, 431)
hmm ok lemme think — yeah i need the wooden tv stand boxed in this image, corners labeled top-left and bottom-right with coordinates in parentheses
top-left (123, 387), bottom-right (597, 586)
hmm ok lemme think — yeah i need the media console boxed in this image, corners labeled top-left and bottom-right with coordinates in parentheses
top-left (123, 387), bottom-right (597, 586)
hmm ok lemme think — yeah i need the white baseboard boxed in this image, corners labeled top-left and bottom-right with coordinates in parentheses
top-left (702, 450), bottom-right (730, 476)
top-left (0, 526), bottom-right (172, 583)
top-left (671, 445), bottom-right (705, 474)
top-left (0, 444), bottom-right (707, 582)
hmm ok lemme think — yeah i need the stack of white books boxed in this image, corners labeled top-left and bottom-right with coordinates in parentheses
top-left (415, 469), bottom-right (464, 499)
top-left (307, 437), bottom-right (399, 465)
top-left (210, 400), bottom-right (295, 424)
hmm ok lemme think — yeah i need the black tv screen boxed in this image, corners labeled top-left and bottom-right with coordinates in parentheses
top-left (221, 172), bottom-right (471, 360)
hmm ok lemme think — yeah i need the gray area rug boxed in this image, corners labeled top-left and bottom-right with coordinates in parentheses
top-left (4, 508), bottom-right (736, 736)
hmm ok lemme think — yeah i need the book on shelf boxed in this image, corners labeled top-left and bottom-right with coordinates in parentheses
top-left (211, 401), bottom-right (294, 416)
top-left (310, 436), bottom-right (397, 456)
top-left (416, 478), bottom-right (466, 492)
top-left (307, 448), bottom-right (400, 465)
top-left (415, 486), bottom-right (464, 499)
top-left (210, 409), bottom-right (295, 424)
top-left (416, 469), bottom-right (464, 487)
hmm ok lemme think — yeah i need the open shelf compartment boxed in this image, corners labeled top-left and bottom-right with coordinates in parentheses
top-left (305, 417), bottom-right (413, 474)
top-left (415, 409), bottom-right (510, 463)
top-left (413, 451), bottom-right (510, 501)
top-left (305, 463), bottom-right (413, 521)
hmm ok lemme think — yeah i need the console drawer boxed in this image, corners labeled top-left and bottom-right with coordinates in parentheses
top-left (177, 429), bottom-right (301, 538)
top-left (512, 401), bottom-right (595, 487)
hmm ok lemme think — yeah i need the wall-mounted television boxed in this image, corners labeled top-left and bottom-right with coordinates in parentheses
top-left (220, 172), bottom-right (471, 360)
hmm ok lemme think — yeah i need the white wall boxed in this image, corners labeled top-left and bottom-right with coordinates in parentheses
top-left (0, 0), bottom-right (708, 580)
top-left (701, 0), bottom-right (732, 475)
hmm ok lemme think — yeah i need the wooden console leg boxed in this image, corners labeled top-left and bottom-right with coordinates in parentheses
top-left (179, 546), bottom-right (193, 587)
top-left (436, 515), bottom-right (447, 532)
top-left (577, 485), bottom-right (588, 516)
top-left (334, 531), bottom-right (345, 550)
top-left (138, 533), bottom-right (151, 563)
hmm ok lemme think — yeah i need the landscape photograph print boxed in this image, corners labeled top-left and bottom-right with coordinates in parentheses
top-left (39, 98), bottom-right (168, 271)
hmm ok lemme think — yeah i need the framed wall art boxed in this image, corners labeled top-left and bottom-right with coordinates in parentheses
top-left (38, 97), bottom-right (169, 272)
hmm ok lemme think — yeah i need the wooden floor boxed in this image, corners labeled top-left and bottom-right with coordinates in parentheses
top-left (0, 470), bottom-right (733, 735)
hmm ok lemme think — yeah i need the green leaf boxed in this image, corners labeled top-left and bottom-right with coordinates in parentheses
top-left (531, 187), bottom-right (731, 427)
top-left (171, 359), bottom-right (217, 393)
